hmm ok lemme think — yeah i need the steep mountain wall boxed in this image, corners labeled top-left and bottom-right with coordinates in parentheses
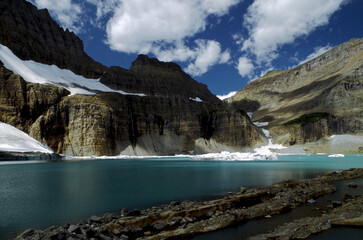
top-left (0, 61), bottom-right (263, 156)
top-left (0, 0), bottom-right (264, 156)
top-left (228, 38), bottom-right (363, 148)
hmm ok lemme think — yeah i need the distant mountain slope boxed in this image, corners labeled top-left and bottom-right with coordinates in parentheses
top-left (228, 38), bottom-right (363, 150)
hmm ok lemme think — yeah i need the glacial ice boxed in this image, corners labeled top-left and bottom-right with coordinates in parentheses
top-left (0, 44), bottom-right (146, 97)
top-left (0, 121), bottom-right (53, 153)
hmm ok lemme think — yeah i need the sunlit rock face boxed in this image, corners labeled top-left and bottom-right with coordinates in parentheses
top-left (0, 0), bottom-right (264, 156)
top-left (27, 93), bottom-right (263, 156)
top-left (228, 38), bottom-right (363, 146)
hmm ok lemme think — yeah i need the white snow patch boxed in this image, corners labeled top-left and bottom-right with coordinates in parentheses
top-left (0, 44), bottom-right (146, 96)
top-left (247, 112), bottom-right (253, 118)
top-left (328, 154), bottom-right (345, 158)
top-left (253, 122), bottom-right (269, 127)
top-left (217, 91), bottom-right (237, 100)
top-left (189, 97), bottom-right (203, 102)
top-left (0, 121), bottom-right (53, 153)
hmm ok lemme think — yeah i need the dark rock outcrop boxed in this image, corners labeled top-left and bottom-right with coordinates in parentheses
top-left (100, 55), bottom-right (219, 102)
top-left (0, 0), bottom-right (106, 78)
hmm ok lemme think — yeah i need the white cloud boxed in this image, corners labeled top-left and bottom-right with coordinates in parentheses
top-left (29, 0), bottom-right (83, 33)
top-left (237, 56), bottom-right (254, 77)
top-left (85, 0), bottom-right (119, 25)
top-left (240, 0), bottom-right (346, 65)
top-left (298, 45), bottom-right (332, 65)
top-left (105, 0), bottom-right (239, 76)
top-left (184, 40), bottom-right (231, 76)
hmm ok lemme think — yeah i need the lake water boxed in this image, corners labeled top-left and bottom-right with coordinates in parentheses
top-left (0, 154), bottom-right (362, 239)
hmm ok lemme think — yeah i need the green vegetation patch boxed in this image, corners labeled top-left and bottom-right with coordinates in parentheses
top-left (283, 112), bottom-right (335, 126)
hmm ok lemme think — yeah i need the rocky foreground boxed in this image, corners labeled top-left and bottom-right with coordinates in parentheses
top-left (15, 168), bottom-right (363, 240)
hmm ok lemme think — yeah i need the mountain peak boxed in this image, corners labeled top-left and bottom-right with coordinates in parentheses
top-left (130, 54), bottom-right (182, 73)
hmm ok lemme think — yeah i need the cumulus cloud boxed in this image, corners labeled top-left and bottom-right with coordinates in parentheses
top-left (184, 40), bottom-right (231, 76)
top-left (29, 0), bottom-right (83, 33)
top-left (237, 0), bottom-right (346, 75)
top-left (85, 0), bottom-right (119, 26)
top-left (237, 56), bottom-right (254, 77)
top-left (298, 45), bottom-right (332, 65)
top-left (105, 0), bottom-right (239, 76)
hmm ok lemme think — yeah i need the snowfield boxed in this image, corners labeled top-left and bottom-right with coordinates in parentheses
top-left (0, 44), bottom-right (146, 96)
top-left (0, 121), bottom-right (53, 153)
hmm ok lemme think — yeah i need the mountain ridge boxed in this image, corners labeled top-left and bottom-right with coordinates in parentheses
top-left (0, 0), bottom-right (265, 156)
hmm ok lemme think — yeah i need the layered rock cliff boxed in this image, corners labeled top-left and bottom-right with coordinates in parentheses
top-left (0, 0), bottom-right (264, 156)
top-left (228, 38), bottom-right (363, 151)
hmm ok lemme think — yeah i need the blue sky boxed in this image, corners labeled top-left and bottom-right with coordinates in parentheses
top-left (28, 0), bottom-right (363, 96)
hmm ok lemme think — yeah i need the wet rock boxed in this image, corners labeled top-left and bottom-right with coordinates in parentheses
top-left (67, 224), bottom-right (81, 234)
top-left (15, 229), bottom-right (34, 239)
top-left (240, 187), bottom-right (247, 193)
top-left (332, 201), bottom-right (342, 208)
top-left (343, 193), bottom-right (353, 201)
top-left (332, 216), bottom-right (363, 226)
top-left (153, 222), bottom-right (166, 230)
top-left (348, 182), bottom-right (358, 188)
top-left (89, 215), bottom-right (102, 223)
top-left (307, 198), bottom-right (316, 204)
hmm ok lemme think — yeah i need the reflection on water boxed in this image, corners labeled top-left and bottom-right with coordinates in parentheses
top-left (0, 155), bottom-right (362, 240)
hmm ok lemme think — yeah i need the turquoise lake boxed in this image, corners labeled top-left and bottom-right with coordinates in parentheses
top-left (0, 154), bottom-right (362, 239)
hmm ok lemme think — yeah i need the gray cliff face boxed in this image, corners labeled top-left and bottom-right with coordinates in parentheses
top-left (229, 38), bottom-right (363, 146)
top-left (28, 94), bottom-right (262, 156)
top-left (0, 0), bottom-right (106, 78)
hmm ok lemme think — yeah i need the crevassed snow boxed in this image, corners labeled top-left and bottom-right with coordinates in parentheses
top-left (217, 91), bottom-right (237, 100)
top-left (328, 154), bottom-right (345, 158)
top-left (0, 44), bottom-right (146, 96)
top-left (0, 121), bottom-right (53, 153)
top-left (189, 151), bottom-right (278, 161)
top-left (189, 97), bottom-right (203, 102)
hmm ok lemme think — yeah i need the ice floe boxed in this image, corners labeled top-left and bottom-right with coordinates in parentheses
top-left (328, 154), bottom-right (345, 158)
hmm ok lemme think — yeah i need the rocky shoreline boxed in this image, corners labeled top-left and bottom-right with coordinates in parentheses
top-left (15, 168), bottom-right (363, 240)
top-left (0, 151), bottom-right (62, 161)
